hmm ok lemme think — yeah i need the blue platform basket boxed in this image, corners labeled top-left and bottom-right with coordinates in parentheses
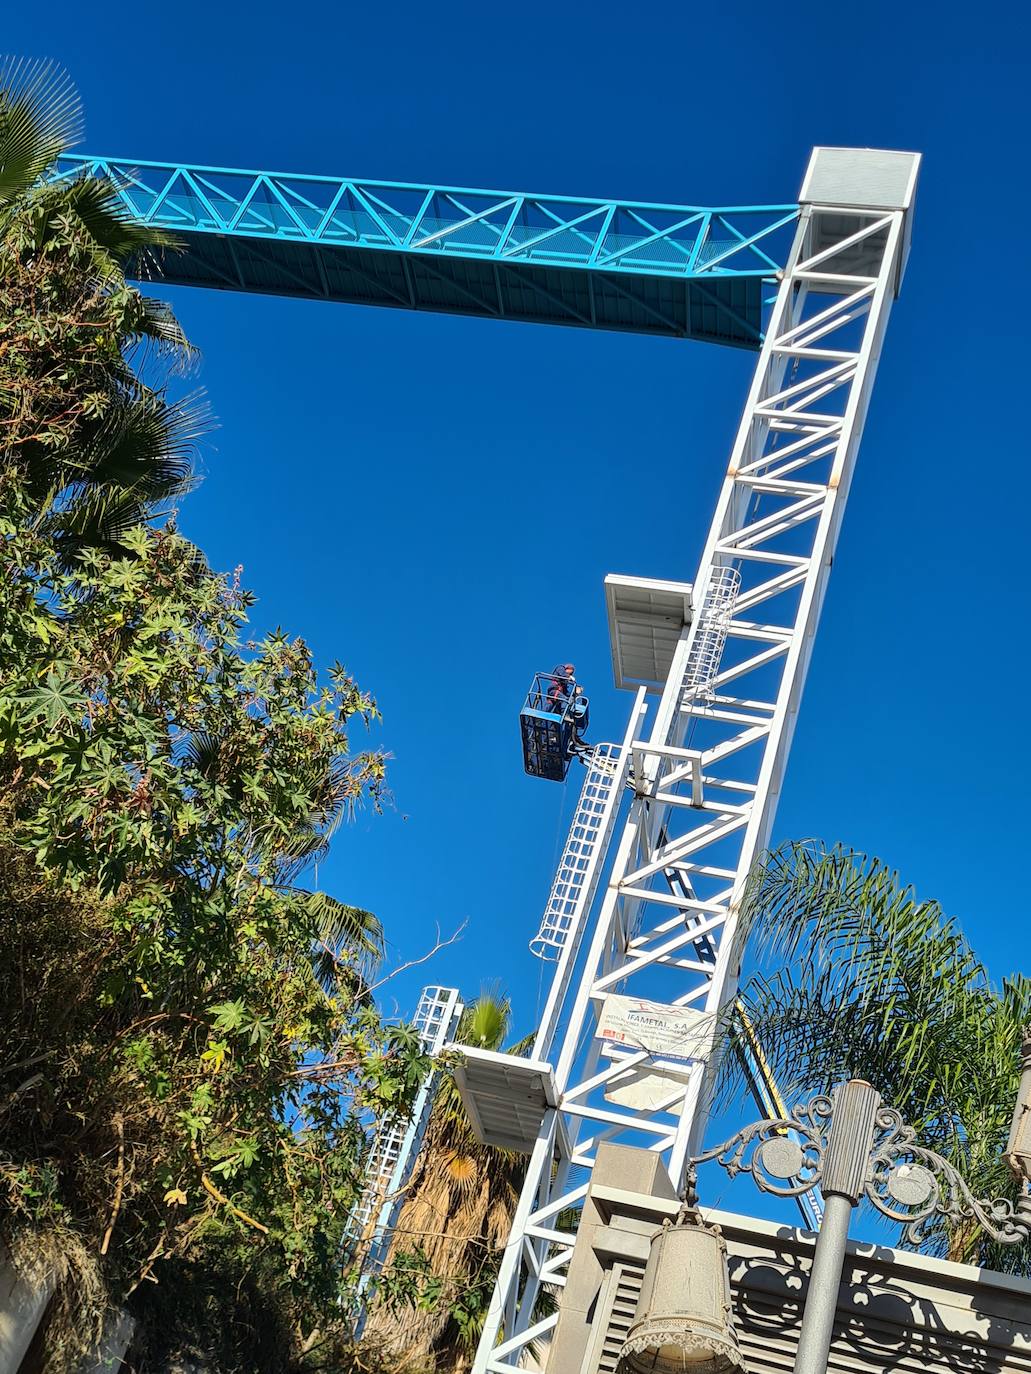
top-left (520, 672), bottom-right (588, 781)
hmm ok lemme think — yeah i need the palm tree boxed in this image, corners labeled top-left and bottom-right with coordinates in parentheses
top-left (364, 987), bottom-right (529, 1372)
top-left (0, 55), bottom-right (203, 559)
top-left (181, 727), bottom-right (386, 982)
top-left (728, 839), bottom-right (1031, 1270)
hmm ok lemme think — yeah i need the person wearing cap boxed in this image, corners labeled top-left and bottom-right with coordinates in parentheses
top-left (547, 663), bottom-right (575, 714)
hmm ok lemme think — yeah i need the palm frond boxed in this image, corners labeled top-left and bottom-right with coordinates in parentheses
top-left (132, 295), bottom-right (196, 369)
top-left (302, 889), bottom-right (384, 963)
top-left (430, 989), bottom-right (513, 1140)
top-left (442, 1150), bottom-right (479, 1195)
top-left (728, 839), bottom-right (1031, 1266)
top-left (456, 986), bottom-right (510, 1051)
top-left (47, 488), bottom-right (150, 566)
top-left (182, 731), bottom-right (222, 780)
top-left (312, 947), bottom-right (370, 1001)
top-left (734, 843), bottom-right (995, 1100)
top-left (506, 1030), bottom-right (535, 1058)
top-left (77, 389), bottom-right (206, 499)
top-left (271, 757), bottom-right (374, 881)
top-left (33, 172), bottom-right (179, 259)
top-left (0, 57), bottom-right (83, 205)
top-left (41, 391), bottom-right (206, 564)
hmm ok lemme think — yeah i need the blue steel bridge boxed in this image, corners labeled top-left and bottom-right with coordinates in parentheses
top-left (54, 155), bottom-right (798, 349)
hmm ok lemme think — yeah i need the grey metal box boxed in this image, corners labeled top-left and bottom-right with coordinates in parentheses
top-left (800, 146), bottom-right (920, 212)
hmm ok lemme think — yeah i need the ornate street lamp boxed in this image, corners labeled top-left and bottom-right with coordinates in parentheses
top-left (686, 1060), bottom-right (1031, 1374)
top-left (618, 1207), bottom-right (745, 1374)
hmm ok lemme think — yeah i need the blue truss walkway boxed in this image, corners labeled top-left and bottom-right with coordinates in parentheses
top-left (54, 155), bottom-right (798, 349)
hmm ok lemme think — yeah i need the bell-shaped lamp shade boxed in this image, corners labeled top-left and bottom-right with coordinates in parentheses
top-left (1004, 1028), bottom-right (1031, 1183)
top-left (618, 1214), bottom-right (745, 1374)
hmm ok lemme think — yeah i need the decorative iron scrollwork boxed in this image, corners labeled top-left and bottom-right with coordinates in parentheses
top-left (690, 1092), bottom-right (831, 1199)
top-left (692, 1090), bottom-right (1031, 1249)
top-left (865, 1106), bottom-right (1030, 1247)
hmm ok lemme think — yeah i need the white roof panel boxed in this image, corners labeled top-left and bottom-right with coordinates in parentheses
top-left (450, 1046), bottom-right (557, 1154)
top-left (604, 574), bottom-right (693, 692)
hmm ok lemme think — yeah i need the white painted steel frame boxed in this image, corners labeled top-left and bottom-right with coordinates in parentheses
top-left (354, 985), bottom-right (462, 1287)
top-left (473, 177), bottom-right (910, 1374)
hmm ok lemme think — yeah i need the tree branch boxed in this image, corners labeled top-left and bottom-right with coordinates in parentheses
top-left (99, 1114), bottom-right (125, 1256)
top-left (190, 1140), bottom-right (269, 1235)
top-left (364, 922), bottom-right (466, 996)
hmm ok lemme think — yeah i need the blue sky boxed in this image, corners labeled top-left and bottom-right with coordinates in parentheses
top-left (14, 2), bottom-right (1028, 1097)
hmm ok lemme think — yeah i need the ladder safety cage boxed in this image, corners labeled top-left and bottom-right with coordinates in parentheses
top-left (530, 742), bottom-right (628, 960)
top-left (681, 566), bottom-right (742, 699)
top-left (351, 985), bottom-right (462, 1296)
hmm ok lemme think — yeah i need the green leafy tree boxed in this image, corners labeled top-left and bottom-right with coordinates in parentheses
top-left (0, 55), bottom-right (434, 1371)
top-left (0, 499), bottom-right (435, 1366)
top-left (730, 840), bottom-right (1031, 1271)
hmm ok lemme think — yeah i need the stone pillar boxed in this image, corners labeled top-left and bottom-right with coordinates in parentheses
top-left (545, 1144), bottom-right (679, 1373)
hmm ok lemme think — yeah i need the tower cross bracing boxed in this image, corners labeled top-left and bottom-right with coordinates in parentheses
top-left (469, 147), bottom-right (918, 1374)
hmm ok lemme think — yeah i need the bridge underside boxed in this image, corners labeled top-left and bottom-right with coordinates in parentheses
top-left (54, 156), bottom-right (797, 349)
top-left (141, 231), bottom-right (767, 346)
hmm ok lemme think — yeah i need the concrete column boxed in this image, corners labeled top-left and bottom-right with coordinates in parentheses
top-left (545, 1144), bottom-right (679, 1373)
top-left (0, 1248), bottom-right (55, 1374)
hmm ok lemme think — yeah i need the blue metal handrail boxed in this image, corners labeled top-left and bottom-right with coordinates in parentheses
top-left (54, 154), bottom-right (797, 282)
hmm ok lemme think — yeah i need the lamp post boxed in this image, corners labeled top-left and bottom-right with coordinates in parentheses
top-left (684, 1037), bottom-right (1031, 1374)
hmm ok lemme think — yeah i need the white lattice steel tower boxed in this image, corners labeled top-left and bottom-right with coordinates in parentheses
top-left (353, 984), bottom-right (462, 1288)
top-left (453, 147), bottom-right (920, 1374)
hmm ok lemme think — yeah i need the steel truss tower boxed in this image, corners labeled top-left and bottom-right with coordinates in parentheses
top-left (468, 148), bottom-right (919, 1374)
top-left (352, 985), bottom-right (462, 1290)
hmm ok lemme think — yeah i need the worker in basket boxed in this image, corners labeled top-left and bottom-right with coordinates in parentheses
top-left (546, 664), bottom-right (589, 737)
top-left (547, 663), bottom-right (576, 714)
